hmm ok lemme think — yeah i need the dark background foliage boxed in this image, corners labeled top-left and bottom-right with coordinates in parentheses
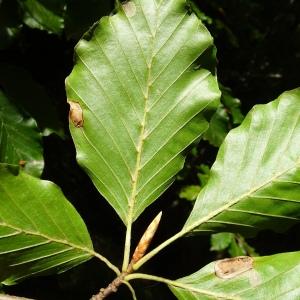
top-left (0, 0), bottom-right (300, 299)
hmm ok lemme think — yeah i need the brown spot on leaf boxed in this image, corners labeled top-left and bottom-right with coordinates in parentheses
top-left (68, 100), bottom-right (83, 128)
top-left (122, 2), bottom-right (136, 17)
top-left (215, 256), bottom-right (253, 279)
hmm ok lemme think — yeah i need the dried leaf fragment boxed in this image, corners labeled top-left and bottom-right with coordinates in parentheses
top-left (68, 100), bottom-right (83, 128)
top-left (215, 256), bottom-right (253, 279)
top-left (131, 211), bottom-right (162, 265)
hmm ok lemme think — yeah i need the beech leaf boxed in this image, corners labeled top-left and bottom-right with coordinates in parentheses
top-left (170, 251), bottom-right (300, 299)
top-left (65, 0), bottom-right (220, 224)
top-left (0, 165), bottom-right (93, 284)
top-left (184, 88), bottom-right (300, 235)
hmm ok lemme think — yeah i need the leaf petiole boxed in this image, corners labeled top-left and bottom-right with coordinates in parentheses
top-left (92, 251), bottom-right (121, 275)
top-left (124, 273), bottom-right (239, 300)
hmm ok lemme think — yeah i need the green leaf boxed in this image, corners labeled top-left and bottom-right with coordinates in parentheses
top-left (186, 1), bottom-right (212, 25)
top-left (170, 251), bottom-right (300, 299)
top-left (227, 237), bottom-right (247, 257)
top-left (197, 164), bottom-right (210, 187)
top-left (0, 90), bottom-right (43, 177)
top-left (204, 106), bottom-right (230, 147)
top-left (179, 185), bottom-right (201, 201)
top-left (235, 236), bottom-right (257, 257)
top-left (65, 0), bottom-right (220, 224)
top-left (204, 85), bottom-right (244, 147)
top-left (0, 63), bottom-right (64, 137)
top-left (18, 0), bottom-right (65, 34)
top-left (183, 88), bottom-right (300, 235)
top-left (210, 232), bottom-right (234, 251)
top-left (210, 233), bottom-right (258, 257)
top-left (0, 165), bottom-right (93, 284)
top-left (221, 85), bottom-right (244, 125)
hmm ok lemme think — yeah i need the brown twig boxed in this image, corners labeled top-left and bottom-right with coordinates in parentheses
top-left (90, 272), bottom-right (127, 300)
top-left (91, 212), bottom-right (162, 299)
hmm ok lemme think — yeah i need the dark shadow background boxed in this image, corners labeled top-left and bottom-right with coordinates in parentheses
top-left (1, 0), bottom-right (300, 299)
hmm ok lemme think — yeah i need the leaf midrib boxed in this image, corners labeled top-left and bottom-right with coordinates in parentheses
top-left (124, 0), bottom-right (203, 222)
top-left (186, 160), bottom-right (300, 233)
top-left (0, 220), bottom-right (93, 256)
top-left (175, 257), bottom-right (300, 299)
top-left (126, 1), bottom-right (161, 224)
top-left (170, 279), bottom-right (239, 300)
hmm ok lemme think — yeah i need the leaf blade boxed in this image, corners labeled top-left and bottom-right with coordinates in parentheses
top-left (169, 251), bottom-right (300, 300)
top-left (184, 88), bottom-right (300, 235)
top-left (0, 165), bottom-right (93, 284)
top-left (0, 90), bottom-right (43, 177)
top-left (66, 0), bottom-right (220, 224)
top-left (18, 0), bottom-right (65, 34)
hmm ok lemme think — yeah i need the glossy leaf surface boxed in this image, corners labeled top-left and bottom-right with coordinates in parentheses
top-left (0, 90), bottom-right (43, 177)
top-left (170, 251), bottom-right (300, 299)
top-left (18, 0), bottom-right (65, 34)
top-left (66, 0), bottom-right (220, 224)
top-left (184, 88), bottom-right (300, 235)
top-left (0, 165), bottom-right (93, 284)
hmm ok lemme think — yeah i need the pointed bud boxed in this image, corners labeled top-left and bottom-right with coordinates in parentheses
top-left (131, 211), bottom-right (162, 265)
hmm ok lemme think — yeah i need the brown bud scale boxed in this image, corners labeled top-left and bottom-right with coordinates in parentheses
top-left (131, 211), bottom-right (162, 264)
